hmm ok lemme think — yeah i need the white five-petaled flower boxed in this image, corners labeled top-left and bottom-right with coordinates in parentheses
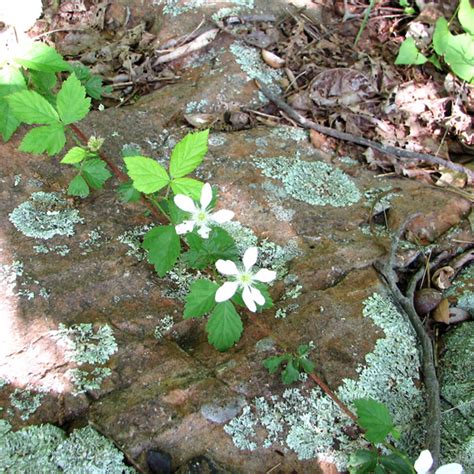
top-left (215, 247), bottom-right (276, 312)
top-left (174, 183), bottom-right (234, 239)
top-left (414, 450), bottom-right (464, 474)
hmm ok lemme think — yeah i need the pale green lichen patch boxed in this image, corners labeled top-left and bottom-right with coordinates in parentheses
top-left (9, 192), bottom-right (84, 240)
top-left (154, 315), bottom-right (175, 339)
top-left (34, 244), bottom-right (70, 256)
top-left (254, 156), bottom-right (361, 207)
top-left (439, 322), bottom-right (473, 470)
top-left (225, 293), bottom-right (425, 468)
top-left (156, 0), bottom-right (254, 17)
top-left (444, 266), bottom-right (474, 315)
top-left (69, 367), bottom-right (113, 396)
top-left (0, 421), bottom-right (134, 472)
top-left (9, 387), bottom-right (45, 421)
top-left (270, 126), bottom-right (308, 143)
top-left (52, 323), bottom-right (118, 365)
top-left (117, 224), bottom-right (152, 260)
top-left (79, 226), bottom-right (105, 255)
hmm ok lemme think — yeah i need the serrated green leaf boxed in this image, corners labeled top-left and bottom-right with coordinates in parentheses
top-left (183, 228), bottom-right (239, 270)
top-left (354, 398), bottom-right (395, 444)
top-left (142, 225), bottom-right (180, 277)
top-left (0, 65), bottom-right (27, 98)
top-left (298, 356), bottom-right (315, 374)
top-left (183, 279), bottom-right (219, 319)
top-left (263, 355), bottom-right (286, 374)
top-left (379, 453), bottom-right (413, 473)
top-left (459, 0), bottom-right (474, 36)
top-left (0, 100), bottom-right (20, 141)
top-left (56, 73), bottom-right (91, 124)
top-left (443, 34), bottom-right (474, 83)
top-left (15, 43), bottom-right (71, 73)
top-left (170, 177), bottom-right (204, 200)
top-left (29, 70), bottom-right (57, 94)
top-left (348, 450), bottom-right (378, 474)
top-left (82, 159), bottom-right (112, 189)
top-left (6, 89), bottom-right (60, 124)
top-left (124, 156), bottom-right (170, 194)
top-left (206, 301), bottom-right (243, 351)
top-left (68, 174), bottom-right (90, 197)
top-left (395, 38), bottom-right (428, 65)
top-left (70, 63), bottom-right (91, 81)
top-left (117, 182), bottom-right (141, 203)
top-left (169, 129), bottom-right (209, 178)
top-left (85, 75), bottom-right (110, 100)
top-left (19, 124), bottom-right (66, 155)
top-left (297, 344), bottom-right (311, 356)
top-left (281, 358), bottom-right (300, 384)
top-left (433, 17), bottom-right (451, 56)
top-left (61, 146), bottom-right (87, 164)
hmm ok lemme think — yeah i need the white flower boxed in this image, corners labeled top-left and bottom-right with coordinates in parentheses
top-left (174, 183), bottom-right (234, 239)
top-left (215, 247), bottom-right (276, 312)
top-left (414, 450), bottom-right (464, 474)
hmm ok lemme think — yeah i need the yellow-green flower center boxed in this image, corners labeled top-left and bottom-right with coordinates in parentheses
top-left (238, 272), bottom-right (253, 285)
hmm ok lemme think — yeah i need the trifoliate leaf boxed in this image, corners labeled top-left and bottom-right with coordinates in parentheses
top-left (61, 146), bottom-right (87, 164)
top-left (124, 156), bottom-right (170, 194)
top-left (6, 89), bottom-right (59, 124)
top-left (170, 177), bottom-right (204, 200)
top-left (68, 175), bottom-right (90, 197)
top-left (56, 73), bottom-right (91, 124)
top-left (395, 38), bottom-right (428, 65)
top-left (206, 301), bottom-right (243, 351)
top-left (354, 398), bottom-right (395, 444)
top-left (19, 124), bottom-right (66, 155)
top-left (117, 182), bottom-right (141, 203)
top-left (263, 355), bottom-right (287, 374)
top-left (183, 228), bottom-right (239, 269)
top-left (443, 34), bottom-right (474, 83)
top-left (183, 279), bottom-right (219, 319)
top-left (433, 17), bottom-right (451, 56)
top-left (348, 449), bottom-right (378, 474)
top-left (142, 225), bottom-right (180, 277)
top-left (459, 0), bottom-right (474, 36)
top-left (82, 159), bottom-right (111, 189)
top-left (281, 359), bottom-right (300, 384)
top-left (15, 43), bottom-right (71, 73)
top-left (169, 129), bottom-right (209, 178)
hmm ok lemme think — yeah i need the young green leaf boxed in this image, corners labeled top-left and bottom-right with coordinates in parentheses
top-left (263, 355), bottom-right (287, 374)
top-left (433, 17), bottom-right (451, 56)
top-left (183, 279), bottom-right (219, 319)
top-left (206, 300), bottom-right (243, 351)
top-left (82, 159), bottom-right (112, 189)
top-left (6, 90), bottom-right (60, 124)
top-left (84, 75), bottom-right (111, 100)
top-left (142, 225), bottom-right (181, 277)
top-left (19, 124), bottom-right (66, 155)
top-left (68, 175), bottom-right (90, 197)
top-left (170, 177), bottom-right (204, 200)
top-left (56, 73), bottom-right (91, 124)
top-left (459, 0), bottom-right (474, 36)
top-left (395, 38), bottom-right (427, 65)
top-left (442, 34), bottom-right (474, 83)
top-left (354, 398), bottom-right (395, 444)
top-left (124, 156), bottom-right (170, 194)
top-left (379, 453), bottom-right (414, 473)
top-left (298, 356), bottom-right (315, 374)
top-left (61, 147), bottom-right (87, 164)
top-left (0, 66), bottom-right (27, 140)
top-left (348, 449), bottom-right (378, 474)
top-left (15, 43), bottom-right (71, 73)
top-left (117, 182), bottom-right (141, 203)
top-left (182, 228), bottom-right (239, 269)
top-left (281, 359), bottom-right (300, 384)
top-left (29, 70), bottom-right (57, 95)
top-left (169, 129), bottom-right (209, 178)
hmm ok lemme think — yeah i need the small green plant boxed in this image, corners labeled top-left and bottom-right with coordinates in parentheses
top-left (399, 0), bottom-right (416, 16)
top-left (263, 343), bottom-right (315, 384)
top-left (395, 0), bottom-right (474, 83)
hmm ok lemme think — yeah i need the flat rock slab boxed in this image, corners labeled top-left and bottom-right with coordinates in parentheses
top-left (1, 1), bottom-right (472, 472)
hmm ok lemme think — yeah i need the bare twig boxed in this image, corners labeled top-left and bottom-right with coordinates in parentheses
top-left (256, 81), bottom-right (474, 180)
top-left (374, 216), bottom-right (441, 467)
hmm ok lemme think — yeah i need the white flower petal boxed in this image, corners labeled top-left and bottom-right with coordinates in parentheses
top-left (436, 464), bottom-right (464, 474)
top-left (242, 286), bottom-right (257, 312)
top-left (215, 281), bottom-right (238, 302)
top-left (200, 183), bottom-right (213, 209)
top-left (211, 209), bottom-right (234, 223)
top-left (243, 247), bottom-right (258, 271)
top-left (197, 225), bottom-right (211, 239)
top-left (175, 220), bottom-right (195, 235)
top-left (254, 268), bottom-right (277, 283)
top-left (415, 450), bottom-right (434, 474)
top-left (174, 194), bottom-right (197, 213)
top-left (215, 259), bottom-right (239, 276)
top-left (250, 286), bottom-right (265, 306)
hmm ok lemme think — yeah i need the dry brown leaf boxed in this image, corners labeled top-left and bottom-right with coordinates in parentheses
top-left (262, 49), bottom-right (285, 69)
top-left (431, 266), bottom-right (455, 290)
top-left (435, 169), bottom-right (467, 189)
top-left (432, 298), bottom-right (450, 324)
top-left (184, 113), bottom-right (217, 128)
